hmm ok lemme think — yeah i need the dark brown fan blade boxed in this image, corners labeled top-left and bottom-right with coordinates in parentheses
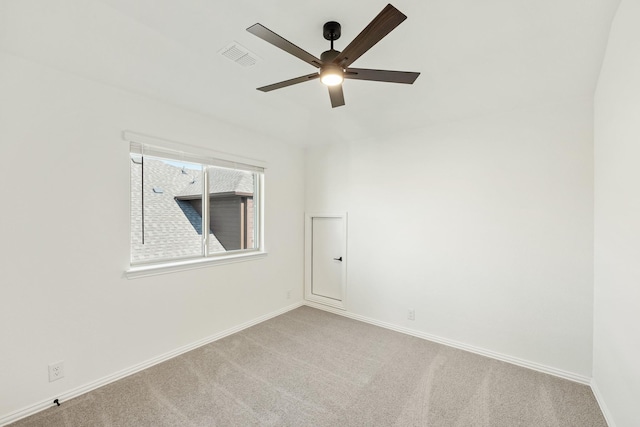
top-left (332, 4), bottom-right (406, 68)
top-left (257, 73), bottom-right (319, 92)
top-left (345, 68), bottom-right (420, 84)
top-left (247, 24), bottom-right (323, 68)
top-left (328, 85), bottom-right (345, 108)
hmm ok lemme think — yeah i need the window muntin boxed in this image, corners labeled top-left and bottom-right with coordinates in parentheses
top-left (130, 148), bottom-right (263, 267)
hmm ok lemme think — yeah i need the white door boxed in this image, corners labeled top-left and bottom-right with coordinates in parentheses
top-left (305, 214), bottom-right (347, 309)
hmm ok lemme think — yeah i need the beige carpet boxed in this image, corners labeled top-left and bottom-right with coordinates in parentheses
top-left (10, 306), bottom-right (607, 426)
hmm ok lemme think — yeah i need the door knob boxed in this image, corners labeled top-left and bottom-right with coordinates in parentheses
top-left (333, 256), bottom-right (343, 262)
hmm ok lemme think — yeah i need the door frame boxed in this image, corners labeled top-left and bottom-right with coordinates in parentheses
top-left (304, 212), bottom-right (347, 310)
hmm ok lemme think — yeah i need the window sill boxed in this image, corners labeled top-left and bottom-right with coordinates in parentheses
top-left (125, 251), bottom-right (268, 279)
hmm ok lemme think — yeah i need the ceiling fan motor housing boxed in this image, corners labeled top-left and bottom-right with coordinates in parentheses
top-left (320, 49), bottom-right (340, 63)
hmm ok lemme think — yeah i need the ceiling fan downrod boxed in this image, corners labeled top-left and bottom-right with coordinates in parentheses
top-left (323, 21), bottom-right (341, 51)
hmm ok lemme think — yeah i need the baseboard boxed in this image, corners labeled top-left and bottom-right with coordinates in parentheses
top-left (304, 301), bottom-right (592, 385)
top-left (591, 379), bottom-right (616, 427)
top-left (0, 302), bottom-right (304, 427)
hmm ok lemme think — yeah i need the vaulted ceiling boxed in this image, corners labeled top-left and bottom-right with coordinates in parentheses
top-left (1, 0), bottom-right (621, 145)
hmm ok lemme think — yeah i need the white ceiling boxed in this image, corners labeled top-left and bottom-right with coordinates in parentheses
top-left (1, 0), bottom-right (621, 145)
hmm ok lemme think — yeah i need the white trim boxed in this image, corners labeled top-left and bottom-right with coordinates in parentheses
top-left (591, 379), bottom-right (616, 427)
top-left (304, 213), bottom-right (348, 310)
top-left (0, 302), bottom-right (304, 427)
top-left (303, 301), bottom-right (592, 385)
top-left (125, 251), bottom-right (268, 279)
top-left (124, 130), bottom-right (267, 170)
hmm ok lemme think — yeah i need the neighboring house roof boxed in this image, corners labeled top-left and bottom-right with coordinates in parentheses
top-left (130, 157), bottom-right (236, 263)
top-left (175, 167), bottom-right (254, 199)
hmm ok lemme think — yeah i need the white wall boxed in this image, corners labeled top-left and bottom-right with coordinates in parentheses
top-left (0, 52), bottom-right (304, 420)
top-left (594, 0), bottom-right (640, 425)
top-left (306, 99), bottom-right (595, 377)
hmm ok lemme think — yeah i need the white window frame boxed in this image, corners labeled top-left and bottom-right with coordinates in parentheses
top-left (124, 131), bottom-right (267, 279)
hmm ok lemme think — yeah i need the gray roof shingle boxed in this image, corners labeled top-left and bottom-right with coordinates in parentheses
top-left (130, 156), bottom-right (255, 263)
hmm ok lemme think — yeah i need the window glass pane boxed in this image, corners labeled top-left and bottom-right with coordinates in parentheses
top-left (207, 166), bottom-right (258, 253)
top-left (130, 155), bottom-right (204, 264)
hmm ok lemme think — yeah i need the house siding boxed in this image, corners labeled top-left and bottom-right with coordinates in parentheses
top-left (189, 196), bottom-right (249, 251)
top-left (210, 197), bottom-right (242, 250)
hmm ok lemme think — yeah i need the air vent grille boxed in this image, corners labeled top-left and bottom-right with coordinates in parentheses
top-left (220, 42), bottom-right (259, 67)
top-left (236, 54), bottom-right (257, 67)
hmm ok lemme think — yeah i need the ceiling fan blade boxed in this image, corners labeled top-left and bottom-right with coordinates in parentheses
top-left (328, 85), bottom-right (345, 108)
top-left (247, 24), bottom-right (322, 68)
top-left (332, 4), bottom-right (407, 68)
top-left (257, 73), bottom-right (319, 92)
top-left (345, 68), bottom-right (420, 84)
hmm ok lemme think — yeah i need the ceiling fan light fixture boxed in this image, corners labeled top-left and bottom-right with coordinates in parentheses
top-left (319, 66), bottom-right (344, 86)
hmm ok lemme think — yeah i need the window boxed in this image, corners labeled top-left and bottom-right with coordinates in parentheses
top-left (127, 134), bottom-right (265, 275)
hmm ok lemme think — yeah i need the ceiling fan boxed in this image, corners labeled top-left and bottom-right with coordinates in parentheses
top-left (247, 3), bottom-right (420, 108)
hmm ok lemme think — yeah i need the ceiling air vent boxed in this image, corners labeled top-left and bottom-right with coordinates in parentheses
top-left (220, 42), bottom-right (259, 67)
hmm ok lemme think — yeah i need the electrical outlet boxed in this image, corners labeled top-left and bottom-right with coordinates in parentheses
top-left (408, 309), bottom-right (415, 321)
top-left (48, 361), bottom-right (64, 382)
top-left (286, 289), bottom-right (292, 299)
